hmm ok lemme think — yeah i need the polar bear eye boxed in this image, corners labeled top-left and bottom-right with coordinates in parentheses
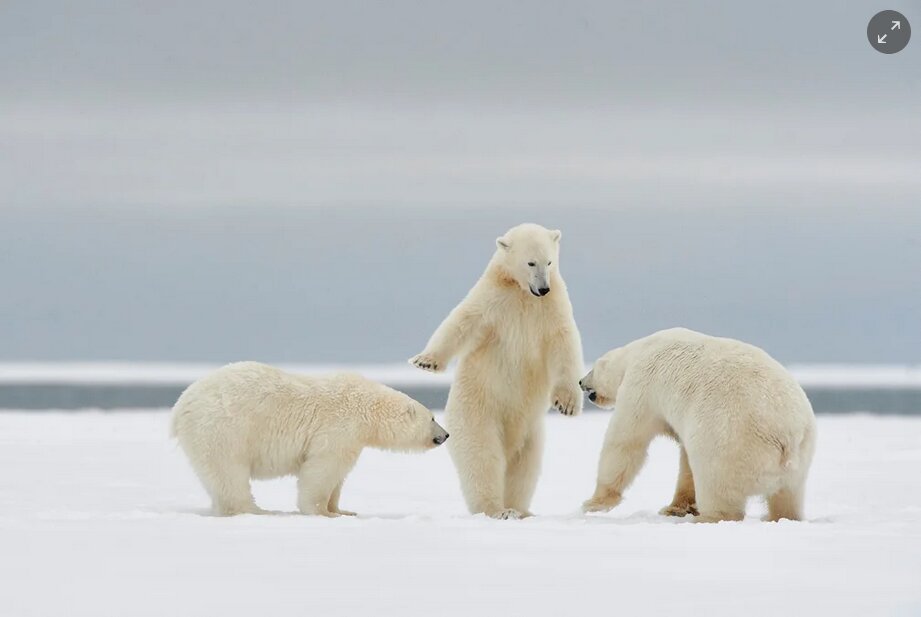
top-left (527, 262), bottom-right (536, 267)
top-left (547, 261), bottom-right (552, 266)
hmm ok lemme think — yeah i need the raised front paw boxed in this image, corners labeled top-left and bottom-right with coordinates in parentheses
top-left (409, 352), bottom-right (444, 373)
top-left (551, 383), bottom-right (583, 416)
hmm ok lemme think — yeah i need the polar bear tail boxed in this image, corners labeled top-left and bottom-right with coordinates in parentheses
top-left (780, 422), bottom-right (815, 471)
top-left (779, 442), bottom-right (792, 469)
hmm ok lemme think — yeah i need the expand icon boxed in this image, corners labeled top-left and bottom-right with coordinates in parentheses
top-left (868, 10), bottom-right (911, 54)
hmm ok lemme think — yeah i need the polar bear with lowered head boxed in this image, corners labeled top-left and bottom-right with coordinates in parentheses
top-left (580, 328), bottom-right (816, 522)
top-left (410, 223), bottom-right (584, 519)
top-left (171, 362), bottom-right (448, 516)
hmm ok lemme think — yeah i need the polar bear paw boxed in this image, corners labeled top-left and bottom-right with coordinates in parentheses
top-left (582, 490), bottom-right (622, 513)
top-left (659, 502), bottom-right (699, 517)
top-left (409, 352), bottom-right (444, 373)
top-left (300, 504), bottom-right (350, 517)
top-left (551, 383), bottom-right (582, 416)
top-left (489, 508), bottom-right (524, 520)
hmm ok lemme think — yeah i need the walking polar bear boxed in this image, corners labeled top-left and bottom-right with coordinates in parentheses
top-left (171, 362), bottom-right (448, 516)
top-left (410, 223), bottom-right (584, 519)
top-left (580, 328), bottom-right (816, 522)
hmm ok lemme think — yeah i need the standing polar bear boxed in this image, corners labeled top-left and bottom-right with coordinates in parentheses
top-left (580, 328), bottom-right (816, 522)
top-left (171, 362), bottom-right (448, 516)
top-left (410, 223), bottom-right (584, 519)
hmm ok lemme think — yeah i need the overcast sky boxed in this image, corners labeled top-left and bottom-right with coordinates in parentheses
top-left (0, 1), bottom-right (918, 363)
top-left (1, 1), bottom-right (917, 106)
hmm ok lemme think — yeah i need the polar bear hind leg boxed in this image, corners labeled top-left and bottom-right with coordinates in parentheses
top-left (692, 477), bottom-right (747, 523)
top-left (765, 481), bottom-right (805, 521)
top-left (448, 422), bottom-right (517, 518)
top-left (327, 482), bottom-right (357, 516)
top-left (196, 458), bottom-right (262, 516)
top-left (766, 423), bottom-right (813, 521)
top-left (504, 427), bottom-right (543, 517)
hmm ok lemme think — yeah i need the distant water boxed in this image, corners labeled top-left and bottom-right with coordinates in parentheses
top-left (3, 382), bottom-right (920, 414)
top-left (1, 363), bottom-right (920, 413)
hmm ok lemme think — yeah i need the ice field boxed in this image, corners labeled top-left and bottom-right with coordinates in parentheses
top-left (1, 410), bottom-right (919, 616)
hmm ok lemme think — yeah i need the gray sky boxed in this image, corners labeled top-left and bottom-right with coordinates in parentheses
top-left (2, 202), bottom-right (918, 364)
top-left (1, 1), bottom-right (918, 105)
top-left (0, 1), bottom-right (919, 364)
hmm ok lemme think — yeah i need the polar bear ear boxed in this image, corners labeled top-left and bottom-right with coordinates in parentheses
top-left (496, 237), bottom-right (511, 251)
top-left (549, 229), bottom-right (561, 242)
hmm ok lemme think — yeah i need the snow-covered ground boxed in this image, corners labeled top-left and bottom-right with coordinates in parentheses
top-left (1, 411), bottom-right (920, 616)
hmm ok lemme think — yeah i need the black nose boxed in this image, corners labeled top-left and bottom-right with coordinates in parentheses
top-left (589, 392), bottom-right (597, 402)
top-left (538, 287), bottom-right (550, 296)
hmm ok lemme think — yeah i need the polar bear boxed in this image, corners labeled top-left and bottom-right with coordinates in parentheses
top-left (171, 362), bottom-right (448, 516)
top-left (580, 328), bottom-right (816, 522)
top-left (410, 223), bottom-right (584, 519)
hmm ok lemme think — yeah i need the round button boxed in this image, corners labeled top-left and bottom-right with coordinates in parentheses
top-left (867, 10), bottom-right (911, 54)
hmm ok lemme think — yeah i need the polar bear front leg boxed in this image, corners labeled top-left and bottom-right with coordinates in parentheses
top-left (582, 405), bottom-right (656, 513)
top-left (548, 328), bottom-right (584, 416)
top-left (298, 449), bottom-right (360, 517)
top-left (410, 300), bottom-right (485, 373)
top-left (659, 445), bottom-right (698, 516)
top-left (550, 382), bottom-right (583, 416)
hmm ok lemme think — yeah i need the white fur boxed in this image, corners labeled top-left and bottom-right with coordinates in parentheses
top-left (171, 362), bottom-right (447, 516)
top-left (410, 223), bottom-right (583, 519)
top-left (580, 328), bottom-right (816, 522)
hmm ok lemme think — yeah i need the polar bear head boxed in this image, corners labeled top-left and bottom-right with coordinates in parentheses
top-left (580, 347), bottom-right (628, 409)
top-left (494, 223), bottom-right (562, 298)
top-left (370, 387), bottom-right (449, 452)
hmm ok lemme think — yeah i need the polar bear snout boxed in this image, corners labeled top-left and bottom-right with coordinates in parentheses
top-left (527, 266), bottom-right (551, 297)
top-left (580, 371), bottom-right (606, 405)
top-left (431, 420), bottom-right (449, 446)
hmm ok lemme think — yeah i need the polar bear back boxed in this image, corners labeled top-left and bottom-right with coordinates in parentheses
top-left (171, 362), bottom-right (383, 479)
top-left (624, 329), bottom-right (814, 467)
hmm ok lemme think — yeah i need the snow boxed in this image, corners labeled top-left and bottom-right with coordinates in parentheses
top-left (3, 362), bottom-right (921, 389)
top-left (1, 411), bottom-right (920, 616)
